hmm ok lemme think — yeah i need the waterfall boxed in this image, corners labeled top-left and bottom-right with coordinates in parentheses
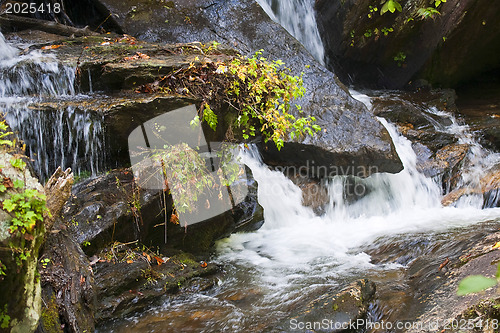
top-left (421, 105), bottom-right (500, 208)
top-left (255, 0), bottom-right (325, 64)
top-left (0, 32), bottom-right (106, 181)
top-left (214, 91), bottom-right (500, 297)
top-left (352, 90), bottom-right (500, 209)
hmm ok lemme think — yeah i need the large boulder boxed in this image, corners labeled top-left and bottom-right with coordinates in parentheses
top-left (63, 166), bottom-right (263, 254)
top-left (315, 0), bottom-right (500, 89)
top-left (90, 0), bottom-right (403, 177)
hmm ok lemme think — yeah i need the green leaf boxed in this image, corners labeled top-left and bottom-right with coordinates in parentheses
top-left (457, 275), bottom-right (497, 296)
top-left (2, 199), bottom-right (16, 212)
top-left (496, 264), bottom-right (500, 279)
top-left (0, 139), bottom-right (13, 147)
top-left (387, 0), bottom-right (395, 13)
top-left (190, 115), bottom-right (200, 129)
top-left (13, 179), bottom-right (24, 189)
top-left (10, 158), bottom-right (26, 170)
top-left (380, 2), bottom-right (389, 14)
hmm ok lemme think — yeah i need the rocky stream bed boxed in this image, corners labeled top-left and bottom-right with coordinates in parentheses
top-left (0, 0), bottom-right (500, 332)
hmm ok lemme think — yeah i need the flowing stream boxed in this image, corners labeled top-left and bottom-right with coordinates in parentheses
top-left (2, 6), bottom-right (500, 332)
top-left (0, 33), bottom-right (106, 181)
top-left (101, 90), bottom-right (500, 331)
top-left (255, 0), bottom-right (325, 64)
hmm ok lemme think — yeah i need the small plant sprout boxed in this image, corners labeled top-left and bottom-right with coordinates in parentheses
top-left (380, 0), bottom-right (402, 15)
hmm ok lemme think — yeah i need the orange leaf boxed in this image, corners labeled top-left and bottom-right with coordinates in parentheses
top-left (200, 261), bottom-right (208, 268)
top-left (153, 256), bottom-right (164, 265)
top-left (143, 252), bottom-right (151, 262)
top-left (126, 260), bottom-right (133, 264)
top-left (170, 213), bottom-right (179, 224)
top-left (41, 45), bottom-right (62, 50)
top-left (492, 241), bottom-right (500, 249)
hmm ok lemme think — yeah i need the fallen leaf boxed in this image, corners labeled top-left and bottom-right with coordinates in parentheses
top-left (492, 241), bottom-right (500, 249)
top-left (143, 252), bottom-right (151, 262)
top-left (126, 260), bottom-right (134, 264)
top-left (170, 213), bottom-right (179, 224)
top-left (200, 261), bottom-right (208, 268)
top-left (41, 45), bottom-right (62, 50)
top-left (153, 256), bottom-right (164, 265)
top-left (24, 233), bottom-right (34, 241)
top-left (123, 52), bottom-right (150, 61)
top-left (438, 258), bottom-right (449, 271)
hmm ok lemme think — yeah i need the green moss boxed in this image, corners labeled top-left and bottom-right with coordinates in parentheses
top-left (172, 253), bottom-right (197, 267)
top-left (40, 296), bottom-right (62, 333)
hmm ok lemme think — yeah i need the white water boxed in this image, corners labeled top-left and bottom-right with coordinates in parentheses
top-left (212, 93), bottom-right (500, 317)
top-left (0, 33), bottom-right (106, 181)
top-left (0, 32), bottom-right (18, 61)
top-left (423, 105), bottom-right (500, 207)
top-left (255, 0), bottom-right (325, 64)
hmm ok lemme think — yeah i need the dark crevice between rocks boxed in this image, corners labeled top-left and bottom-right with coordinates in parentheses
top-left (315, 0), bottom-right (500, 90)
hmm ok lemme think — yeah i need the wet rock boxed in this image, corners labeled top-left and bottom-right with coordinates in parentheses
top-left (416, 144), bottom-right (469, 192)
top-left (91, 0), bottom-right (403, 176)
top-left (62, 169), bottom-right (160, 254)
top-left (407, 232), bottom-right (500, 333)
top-left (288, 173), bottom-right (330, 215)
top-left (63, 166), bottom-right (263, 254)
top-left (442, 166), bottom-right (500, 207)
top-left (456, 79), bottom-right (500, 152)
top-left (289, 279), bottom-right (376, 332)
top-left (316, 0), bottom-right (500, 88)
top-left (372, 90), bottom-right (470, 193)
top-left (93, 250), bottom-right (218, 323)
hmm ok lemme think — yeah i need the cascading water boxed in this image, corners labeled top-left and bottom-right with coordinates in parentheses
top-left (107, 104), bottom-right (500, 331)
top-left (361, 90), bottom-right (500, 209)
top-left (255, 0), bottom-right (325, 64)
top-left (98, 4), bottom-right (500, 330)
top-left (422, 105), bottom-right (500, 208)
top-left (0, 32), bottom-right (106, 181)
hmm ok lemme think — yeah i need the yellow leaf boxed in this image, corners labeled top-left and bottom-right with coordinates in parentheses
top-left (492, 242), bottom-right (500, 249)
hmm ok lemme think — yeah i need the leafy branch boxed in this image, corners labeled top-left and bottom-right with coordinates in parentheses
top-left (138, 48), bottom-right (320, 150)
